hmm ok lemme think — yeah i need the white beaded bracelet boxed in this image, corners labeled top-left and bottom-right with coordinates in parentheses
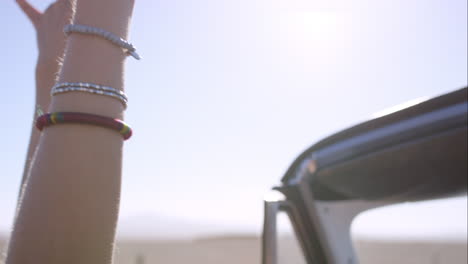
top-left (52, 87), bottom-right (128, 108)
top-left (51, 82), bottom-right (128, 108)
top-left (53, 82), bottom-right (127, 97)
top-left (64, 24), bottom-right (141, 60)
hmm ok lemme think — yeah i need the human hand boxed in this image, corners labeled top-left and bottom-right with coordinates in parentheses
top-left (17, 0), bottom-right (75, 67)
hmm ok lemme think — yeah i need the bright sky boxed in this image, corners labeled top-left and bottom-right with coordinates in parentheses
top-left (1, 0), bottom-right (467, 240)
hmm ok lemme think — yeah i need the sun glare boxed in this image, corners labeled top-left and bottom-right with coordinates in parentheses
top-left (278, 11), bottom-right (345, 64)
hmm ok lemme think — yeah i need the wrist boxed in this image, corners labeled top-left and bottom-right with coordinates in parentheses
top-left (73, 0), bottom-right (134, 39)
top-left (49, 93), bottom-right (124, 119)
top-left (35, 61), bottom-right (57, 110)
top-left (36, 58), bottom-right (60, 76)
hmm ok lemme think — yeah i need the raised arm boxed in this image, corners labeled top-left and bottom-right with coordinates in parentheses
top-left (16, 0), bottom-right (74, 204)
top-left (7, 0), bottom-right (135, 263)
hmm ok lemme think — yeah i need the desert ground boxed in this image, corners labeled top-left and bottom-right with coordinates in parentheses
top-left (354, 239), bottom-right (467, 264)
top-left (1, 233), bottom-right (467, 264)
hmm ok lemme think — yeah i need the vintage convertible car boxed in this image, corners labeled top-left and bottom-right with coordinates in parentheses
top-left (262, 87), bottom-right (467, 264)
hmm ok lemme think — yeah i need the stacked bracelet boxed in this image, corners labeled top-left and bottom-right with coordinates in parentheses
top-left (36, 112), bottom-right (132, 140)
top-left (52, 82), bottom-right (128, 109)
top-left (64, 24), bottom-right (141, 60)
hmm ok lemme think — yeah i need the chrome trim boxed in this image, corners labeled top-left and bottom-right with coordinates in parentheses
top-left (263, 190), bottom-right (323, 264)
top-left (287, 156), bottom-right (316, 186)
top-left (287, 102), bottom-right (467, 186)
top-left (295, 175), bottom-right (335, 262)
top-left (292, 173), bottom-right (393, 263)
top-left (312, 200), bottom-right (388, 263)
top-left (276, 97), bottom-right (468, 263)
top-left (262, 192), bottom-right (286, 264)
top-left (314, 102), bottom-right (467, 168)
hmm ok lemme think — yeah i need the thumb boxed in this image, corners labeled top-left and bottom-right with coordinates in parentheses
top-left (16, 0), bottom-right (42, 27)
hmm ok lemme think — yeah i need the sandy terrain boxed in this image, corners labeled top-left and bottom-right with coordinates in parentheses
top-left (114, 236), bottom-right (260, 264)
top-left (354, 239), bottom-right (468, 264)
top-left (0, 235), bottom-right (8, 263)
top-left (1, 234), bottom-right (467, 264)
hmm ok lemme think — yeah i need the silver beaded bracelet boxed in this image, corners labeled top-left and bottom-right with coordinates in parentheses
top-left (64, 24), bottom-right (141, 60)
top-left (51, 82), bottom-right (128, 108)
top-left (53, 82), bottom-right (127, 97)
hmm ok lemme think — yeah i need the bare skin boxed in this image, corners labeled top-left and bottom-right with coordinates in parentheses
top-left (16, 0), bottom-right (75, 205)
top-left (8, 0), bottom-right (134, 263)
top-left (17, 0), bottom-right (75, 65)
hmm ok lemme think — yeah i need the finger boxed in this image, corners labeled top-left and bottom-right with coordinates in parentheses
top-left (16, 0), bottom-right (42, 26)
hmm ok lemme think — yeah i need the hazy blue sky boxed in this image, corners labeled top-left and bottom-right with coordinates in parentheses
top-left (1, 0), bottom-right (466, 239)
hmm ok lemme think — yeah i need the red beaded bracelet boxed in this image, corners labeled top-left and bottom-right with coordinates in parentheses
top-left (36, 112), bottom-right (132, 140)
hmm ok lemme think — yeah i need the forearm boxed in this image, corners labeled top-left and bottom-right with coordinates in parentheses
top-left (9, 128), bottom-right (123, 263)
top-left (18, 63), bottom-right (56, 203)
top-left (8, 0), bottom-right (133, 263)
